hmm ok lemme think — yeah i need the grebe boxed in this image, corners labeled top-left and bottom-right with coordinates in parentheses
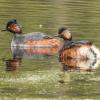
top-left (2, 19), bottom-right (61, 48)
top-left (55, 27), bottom-right (100, 61)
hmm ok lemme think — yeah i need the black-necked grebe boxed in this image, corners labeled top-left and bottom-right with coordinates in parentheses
top-left (2, 19), bottom-right (61, 48)
top-left (55, 27), bottom-right (100, 61)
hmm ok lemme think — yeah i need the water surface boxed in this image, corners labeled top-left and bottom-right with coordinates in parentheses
top-left (0, 0), bottom-right (100, 99)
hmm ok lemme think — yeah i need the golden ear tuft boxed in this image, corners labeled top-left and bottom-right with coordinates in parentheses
top-left (63, 30), bottom-right (72, 40)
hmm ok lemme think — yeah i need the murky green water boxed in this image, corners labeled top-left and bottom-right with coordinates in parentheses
top-left (1, 0), bottom-right (100, 100)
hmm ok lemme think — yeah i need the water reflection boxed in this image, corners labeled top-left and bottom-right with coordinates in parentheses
top-left (3, 46), bottom-right (59, 71)
top-left (4, 58), bottom-right (21, 71)
top-left (60, 58), bottom-right (100, 72)
top-left (59, 58), bottom-right (100, 83)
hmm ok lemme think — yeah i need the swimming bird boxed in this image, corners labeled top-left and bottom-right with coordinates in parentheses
top-left (55, 27), bottom-right (100, 61)
top-left (2, 19), bottom-right (61, 48)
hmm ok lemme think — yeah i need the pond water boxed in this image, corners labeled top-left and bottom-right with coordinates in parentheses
top-left (0, 0), bottom-right (100, 100)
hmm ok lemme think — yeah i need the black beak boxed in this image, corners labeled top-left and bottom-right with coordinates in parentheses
top-left (53, 34), bottom-right (63, 38)
top-left (53, 35), bottom-right (59, 37)
top-left (1, 29), bottom-right (7, 32)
